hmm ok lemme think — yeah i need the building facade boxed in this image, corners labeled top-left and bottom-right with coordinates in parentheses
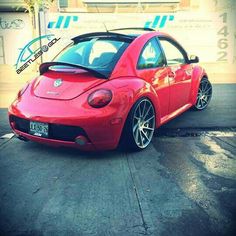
top-left (0, 0), bottom-right (235, 73)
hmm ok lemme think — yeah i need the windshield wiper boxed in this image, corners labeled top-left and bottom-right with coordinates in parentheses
top-left (39, 61), bottom-right (108, 79)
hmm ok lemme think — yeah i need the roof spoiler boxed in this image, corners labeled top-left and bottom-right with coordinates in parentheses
top-left (72, 32), bottom-right (135, 44)
top-left (108, 27), bottom-right (155, 32)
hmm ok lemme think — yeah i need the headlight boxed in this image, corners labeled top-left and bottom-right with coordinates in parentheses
top-left (88, 89), bottom-right (112, 108)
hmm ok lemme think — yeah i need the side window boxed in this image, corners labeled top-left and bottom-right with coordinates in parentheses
top-left (159, 40), bottom-right (186, 65)
top-left (137, 38), bottom-right (165, 69)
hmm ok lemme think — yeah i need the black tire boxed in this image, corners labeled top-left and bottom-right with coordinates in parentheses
top-left (193, 77), bottom-right (212, 111)
top-left (120, 97), bottom-right (155, 151)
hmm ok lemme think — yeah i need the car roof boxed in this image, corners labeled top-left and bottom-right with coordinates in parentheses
top-left (127, 32), bottom-right (172, 38)
top-left (106, 27), bottom-right (169, 37)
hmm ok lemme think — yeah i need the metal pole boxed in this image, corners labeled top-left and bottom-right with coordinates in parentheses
top-left (38, 10), bottom-right (43, 64)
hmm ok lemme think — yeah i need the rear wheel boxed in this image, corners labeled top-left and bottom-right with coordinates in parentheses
top-left (194, 78), bottom-right (212, 110)
top-left (121, 98), bottom-right (155, 151)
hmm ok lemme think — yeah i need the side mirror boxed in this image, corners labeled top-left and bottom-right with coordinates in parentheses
top-left (188, 55), bottom-right (199, 64)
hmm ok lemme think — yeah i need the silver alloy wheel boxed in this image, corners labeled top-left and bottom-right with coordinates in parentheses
top-left (132, 99), bottom-right (155, 149)
top-left (195, 79), bottom-right (212, 110)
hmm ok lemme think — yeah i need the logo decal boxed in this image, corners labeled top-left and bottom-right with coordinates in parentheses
top-left (144, 15), bottom-right (174, 28)
top-left (54, 79), bottom-right (63, 87)
top-left (48, 15), bottom-right (79, 29)
top-left (15, 34), bottom-right (60, 74)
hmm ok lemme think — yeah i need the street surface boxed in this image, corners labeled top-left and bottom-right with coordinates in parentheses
top-left (0, 84), bottom-right (236, 235)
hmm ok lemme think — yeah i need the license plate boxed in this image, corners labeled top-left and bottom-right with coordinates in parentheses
top-left (29, 121), bottom-right (48, 138)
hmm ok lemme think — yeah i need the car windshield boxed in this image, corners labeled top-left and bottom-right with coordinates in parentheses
top-left (52, 37), bottom-right (130, 78)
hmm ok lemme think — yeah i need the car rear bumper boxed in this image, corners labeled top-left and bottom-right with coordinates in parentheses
top-left (8, 105), bottom-right (125, 151)
top-left (9, 116), bottom-right (120, 151)
top-left (13, 129), bottom-right (97, 151)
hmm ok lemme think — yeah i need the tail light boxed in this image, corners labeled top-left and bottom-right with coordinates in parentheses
top-left (88, 89), bottom-right (112, 108)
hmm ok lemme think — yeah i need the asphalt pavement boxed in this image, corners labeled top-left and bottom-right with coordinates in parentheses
top-left (0, 84), bottom-right (236, 235)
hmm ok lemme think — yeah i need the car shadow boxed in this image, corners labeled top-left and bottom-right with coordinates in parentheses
top-left (20, 138), bottom-right (123, 160)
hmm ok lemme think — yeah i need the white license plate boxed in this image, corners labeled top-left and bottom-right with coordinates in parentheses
top-left (29, 121), bottom-right (48, 138)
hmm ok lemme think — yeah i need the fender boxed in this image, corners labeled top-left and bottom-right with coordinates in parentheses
top-left (190, 65), bottom-right (208, 105)
top-left (78, 76), bottom-right (161, 144)
top-left (107, 77), bottom-right (161, 128)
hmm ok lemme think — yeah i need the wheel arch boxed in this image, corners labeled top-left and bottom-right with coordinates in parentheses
top-left (117, 86), bottom-right (159, 150)
top-left (191, 66), bottom-right (209, 105)
top-left (108, 77), bottom-right (161, 144)
top-left (123, 79), bottom-right (161, 128)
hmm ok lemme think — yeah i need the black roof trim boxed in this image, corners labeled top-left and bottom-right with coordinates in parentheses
top-left (71, 32), bottom-right (135, 43)
top-left (108, 27), bottom-right (155, 32)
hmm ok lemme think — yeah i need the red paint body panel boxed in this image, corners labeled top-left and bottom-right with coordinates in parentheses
top-left (9, 31), bottom-right (208, 151)
top-left (33, 70), bottom-right (105, 100)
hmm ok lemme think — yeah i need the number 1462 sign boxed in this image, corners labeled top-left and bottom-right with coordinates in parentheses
top-left (217, 12), bottom-right (234, 63)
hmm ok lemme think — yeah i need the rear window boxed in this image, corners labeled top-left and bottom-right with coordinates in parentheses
top-left (53, 37), bottom-right (130, 77)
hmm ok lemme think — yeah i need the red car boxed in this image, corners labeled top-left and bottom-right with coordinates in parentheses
top-left (9, 28), bottom-right (212, 151)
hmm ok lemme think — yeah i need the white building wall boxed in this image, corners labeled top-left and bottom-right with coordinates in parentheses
top-left (0, 5), bottom-right (235, 74)
top-left (43, 11), bottom-right (235, 64)
top-left (0, 13), bottom-right (32, 66)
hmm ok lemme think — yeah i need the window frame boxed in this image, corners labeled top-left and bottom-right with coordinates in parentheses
top-left (137, 37), bottom-right (166, 70)
top-left (157, 36), bottom-right (189, 66)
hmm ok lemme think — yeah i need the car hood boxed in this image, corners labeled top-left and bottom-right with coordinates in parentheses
top-left (32, 70), bottom-right (106, 100)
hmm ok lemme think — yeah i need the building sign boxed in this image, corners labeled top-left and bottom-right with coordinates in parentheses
top-left (48, 15), bottom-right (79, 29)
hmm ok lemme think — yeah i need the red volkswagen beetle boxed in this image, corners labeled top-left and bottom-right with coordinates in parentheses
top-left (9, 29), bottom-right (212, 151)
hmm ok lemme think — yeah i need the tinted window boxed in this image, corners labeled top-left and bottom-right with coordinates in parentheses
top-left (88, 40), bottom-right (118, 65)
top-left (159, 39), bottom-right (185, 65)
top-left (138, 38), bottom-right (165, 69)
top-left (53, 38), bottom-right (130, 75)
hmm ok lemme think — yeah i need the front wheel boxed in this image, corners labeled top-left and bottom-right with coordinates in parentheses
top-left (121, 98), bottom-right (155, 151)
top-left (194, 78), bottom-right (212, 110)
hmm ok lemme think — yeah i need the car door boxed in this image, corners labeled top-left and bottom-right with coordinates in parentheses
top-left (158, 37), bottom-right (192, 114)
top-left (136, 37), bottom-right (170, 120)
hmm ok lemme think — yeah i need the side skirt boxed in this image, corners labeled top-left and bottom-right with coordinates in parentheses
top-left (158, 103), bottom-right (193, 127)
